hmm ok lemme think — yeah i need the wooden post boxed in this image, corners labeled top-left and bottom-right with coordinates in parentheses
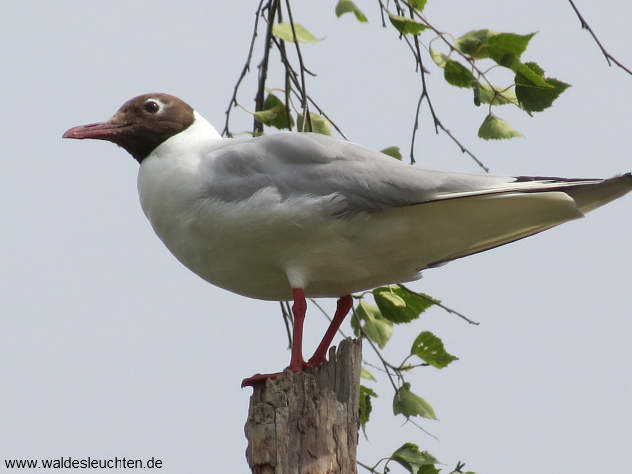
top-left (244, 338), bottom-right (362, 474)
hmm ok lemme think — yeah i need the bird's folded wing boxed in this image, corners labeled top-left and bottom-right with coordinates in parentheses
top-left (199, 132), bottom-right (631, 217)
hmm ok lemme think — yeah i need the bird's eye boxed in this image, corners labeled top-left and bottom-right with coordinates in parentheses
top-left (144, 100), bottom-right (160, 114)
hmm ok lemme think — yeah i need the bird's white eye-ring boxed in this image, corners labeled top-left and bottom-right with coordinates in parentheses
top-left (144, 100), bottom-right (161, 114)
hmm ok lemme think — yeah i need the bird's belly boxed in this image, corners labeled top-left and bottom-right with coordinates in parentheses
top-left (145, 202), bottom-right (294, 300)
top-left (143, 194), bottom-right (421, 301)
top-left (169, 227), bottom-right (295, 301)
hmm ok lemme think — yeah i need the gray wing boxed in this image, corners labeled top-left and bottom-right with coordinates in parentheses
top-left (199, 132), bottom-right (508, 215)
top-left (199, 132), bottom-right (626, 217)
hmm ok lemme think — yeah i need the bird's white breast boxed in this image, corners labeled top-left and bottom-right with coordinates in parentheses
top-left (138, 112), bottom-right (215, 236)
top-left (136, 114), bottom-right (310, 300)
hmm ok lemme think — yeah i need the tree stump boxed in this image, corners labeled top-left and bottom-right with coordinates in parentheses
top-left (244, 338), bottom-right (362, 474)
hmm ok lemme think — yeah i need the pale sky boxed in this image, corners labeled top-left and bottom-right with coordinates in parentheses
top-left (2, 1), bottom-right (631, 473)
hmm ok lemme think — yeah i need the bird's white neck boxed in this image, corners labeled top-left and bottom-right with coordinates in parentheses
top-left (150, 110), bottom-right (222, 159)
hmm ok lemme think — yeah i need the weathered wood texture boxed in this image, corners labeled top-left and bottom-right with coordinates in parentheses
top-left (245, 338), bottom-right (362, 474)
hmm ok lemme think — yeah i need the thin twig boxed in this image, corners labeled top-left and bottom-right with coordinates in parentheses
top-left (405, 417), bottom-right (438, 440)
top-left (568, 0), bottom-right (632, 76)
top-left (409, 92), bottom-right (424, 164)
top-left (274, 2), bottom-right (293, 131)
top-left (309, 298), bottom-right (349, 338)
top-left (398, 362), bottom-right (430, 371)
top-left (399, 0), bottom-right (496, 90)
top-left (284, 0), bottom-right (312, 131)
top-left (408, 11), bottom-right (435, 113)
top-left (352, 306), bottom-right (399, 392)
top-left (398, 284), bottom-right (480, 325)
top-left (447, 461), bottom-right (468, 474)
top-left (269, 34), bottom-right (347, 138)
top-left (415, 37), bottom-right (489, 171)
top-left (438, 125), bottom-right (489, 172)
top-left (306, 95), bottom-right (347, 138)
top-left (269, 36), bottom-right (302, 89)
top-left (409, 8), bottom-right (489, 172)
top-left (378, 1), bottom-right (386, 27)
top-left (380, 0), bottom-right (489, 171)
top-left (222, 0), bottom-right (266, 137)
top-left (410, 34), bottom-right (435, 163)
top-left (400, 0), bottom-right (518, 111)
top-left (279, 301), bottom-right (293, 349)
top-left (357, 459), bottom-right (384, 474)
top-left (253, 0), bottom-right (279, 135)
top-left (363, 360), bottom-right (393, 375)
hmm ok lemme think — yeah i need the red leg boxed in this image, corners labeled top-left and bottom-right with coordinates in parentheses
top-left (307, 294), bottom-right (353, 367)
top-left (241, 288), bottom-right (308, 387)
top-left (287, 288), bottom-right (307, 371)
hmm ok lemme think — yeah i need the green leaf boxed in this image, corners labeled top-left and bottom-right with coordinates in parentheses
top-left (515, 62), bottom-right (571, 112)
top-left (444, 60), bottom-right (475, 88)
top-left (252, 94), bottom-right (294, 129)
top-left (272, 22), bottom-right (322, 43)
top-left (485, 32), bottom-right (535, 64)
top-left (297, 113), bottom-right (332, 135)
top-left (429, 45), bottom-right (448, 68)
top-left (512, 61), bottom-right (551, 88)
top-left (473, 82), bottom-right (517, 106)
top-left (410, 331), bottom-right (458, 369)
top-left (393, 383), bottom-right (437, 420)
top-left (520, 60), bottom-right (544, 76)
top-left (388, 13), bottom-right (427, 35)
top-left (409, 0), bottom-right (428, 11)
top-left (478, 113), bottom-right (523, 140)
top-left (335, 0), bottom-right (368, 22)
top-left (360, 367), bottom-right (377, 381)
top-left (455, 29), bottom-right (534, 63)
top-left (454, 29), bottom-right (496, 57)
top-left (351, 301), bottom-right (393, 348)
top-left (380, 146), bottom-right (402, 160)
top-left (455, 30), bottom-right (542, 84)
top-left (391, 443), bottom-right (439, 474)
top-left (359, 385), bottom-right (378, 436)
top-left (373, 286), bottom-right (434, 324)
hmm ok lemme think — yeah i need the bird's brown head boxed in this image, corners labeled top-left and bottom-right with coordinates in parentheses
top-left (62, 93), bottom-right (195, 163)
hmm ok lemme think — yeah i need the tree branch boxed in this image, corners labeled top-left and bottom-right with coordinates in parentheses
top-left (378, 0), bottom-right (490, 171)
top-left (253, 0), bottom-right (279, 135)
top-left (274, 2), bottom-right (294, 131)
top-left (279, 301), bottom-right (293, 349)
top-left (222, 0), bottom-right (266, 137)
top-left (284, 0), bottom-right (312, 131)
top-left (269, 34), bottom-right (348, 138)
top-left (351, 307), bottom-right (399, 392)
top-left (357, 459), bottom-right (385, 474)
top-left (568, 0), bottom-right (632, 76)
top-left (398, 284), bottom-right (480, 325)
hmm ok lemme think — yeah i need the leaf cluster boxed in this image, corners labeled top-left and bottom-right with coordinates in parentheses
top-left (335, 0), bottom-right (571, 167)
top-left (429, 29), bottom-right (570, 139)
top-left (352, 286), bottom-right (458, 431)
top-left (365, 442), bottom-right (476, 474)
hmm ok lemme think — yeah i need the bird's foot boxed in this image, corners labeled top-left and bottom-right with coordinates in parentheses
top-left (305, 354), bottom-right (327, 368)
top-left (241, 360), bottom-right (308, 388)
top-left (241, 371), bottom-right (284, 387)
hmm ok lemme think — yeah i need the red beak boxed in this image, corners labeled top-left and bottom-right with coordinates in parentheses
top-left (62, 121), bottom-right (127, 140)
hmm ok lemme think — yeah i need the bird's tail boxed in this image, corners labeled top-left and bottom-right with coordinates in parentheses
top-left (557, 173), bottom-right (632, 213)
top-left (404, 173), bottom-right (632, 268)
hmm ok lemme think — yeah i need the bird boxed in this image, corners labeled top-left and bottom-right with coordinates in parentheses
top-left (63, 92), bottom-right (632, 386)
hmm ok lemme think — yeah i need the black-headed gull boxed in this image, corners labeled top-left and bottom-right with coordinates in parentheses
top-left (63, 93), bottom-right (632, 385)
